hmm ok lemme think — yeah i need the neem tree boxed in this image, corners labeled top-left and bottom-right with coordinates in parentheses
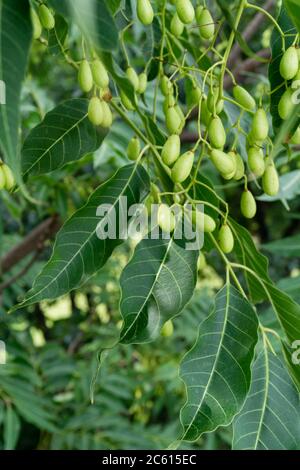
top-left (0, 0), bottom-right (300, 449)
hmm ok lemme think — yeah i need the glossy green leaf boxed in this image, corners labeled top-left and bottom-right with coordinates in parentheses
top-left (119, 231), bottom-right (198, 344)
top-left (285, 0), bottom-right (300, 33)
top-left (16, 164), bottom-right (150, 307)
top-left (0, 0), bottom-right (32, 179)
top-left (22, 99), bottom-right (106, 176)
top-left (233, 350), bottom-right (300, 450)
top-left (180, 283), bottom-right (258, 441)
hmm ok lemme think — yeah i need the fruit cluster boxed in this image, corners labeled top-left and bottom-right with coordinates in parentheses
top-left (31, 3), bottom-right (55, 39)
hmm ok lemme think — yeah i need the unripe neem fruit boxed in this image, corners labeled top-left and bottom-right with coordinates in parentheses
top-left (126, 67), bottom-right (140, 92)
top-left (209, 116), bottom-right (226, 149)
top-left (210, 149), bottom-right (236, 175)
top-left (233, 85), bottom-right (256, 111)
top-left (207, 88), bottom-right (224, 114)
top-left (278, 88), bottom-right (295, 120)
top-left (161, 319), bottom-right (174, 337)
top-left (176, 0), bottom-right (195, 25)
top-left (192, 212), bottom-right (216, 233)
top-left (171, 13), bottom-right (184, 37)
top-left (171, 151), bottom-right (194, 183)
top-left (38, 4), bottom-right (55, 30)
top-left (251, 108), bottom-right (269, 141)
top-left (188, 85), bottom-right (202, 109)
top-left (231, 151), bottom-right (245, 180)
top-left (92, 60), bottom-right (109, 89)
top-left (1, 164), bottom-right (15, 191)
top-left (127, 137), bottom-right (141, 161)
top-left (248, 147), bottom-right (265, 177)
top-left (197, 252), bottom-right (206, 270)
top-left (137, 73), bottom-right (148, 94)
top-left (161, 76), bottom-right (173, 96)
top-left (88, 97), bottom-right (103, 126)
top-left (137, 0), bottom-right (154, 25)
top-left (166, 106), bottom-right (182, 134)
top-left (162, 135), bottom-right (181, 166)
top-left (197, 7), bottom-right (215, 40)
top-left (163, 94), bottom-right (176, 114)
top-left (101, 102), bottom-right (113, 128)
top-left (195, 5), bottom-right (204, 24)
top-left (158, 204), bottom-right (176, 233)
top-left (280, 46), bottom-right (299, 80)
top-left (120, 89), bottom-right (135, 110)
top-left (291, 126), bottom-right (300, 144)
top-left (78, 60), bottom-right (93, 93)
top-left (241, 190), bottom-right (257, 219)
top-left (200, 97), bottom-right (211, 127)
top-left (175, 104), bottom-right (185, 133)
top-left (218, 224), bottom-right (234, 254)
top-left (31, 8), bottom-right (42, 39)
top-left (262, 160), bottom-right (279, 196)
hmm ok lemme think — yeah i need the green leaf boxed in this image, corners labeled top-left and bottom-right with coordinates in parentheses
top-left (0, 0), bottom-right (32, 179)
top-left (119, 231), bottom-right (198, 344)
top-left (233, 350), bottom-right (300, 450)
top-left (16, 164), bottom-right (150, 307)
top-left (4, 405), bottom-right (20, 450)
top-left (258, 170), bottom-right (300, 203)
top-left (263, 234), bottom-right (300, 257)
top-left (285, 0), bottom-right (300, 33)
top-left (22, 99), bottom-right (106, 176)
top-left (180, 284), bottom-right (258, 441)
top-left (48, 0), bottom-right (118, 51)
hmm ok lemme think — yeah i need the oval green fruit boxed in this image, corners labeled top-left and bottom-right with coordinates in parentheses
top-left (126, 67), bottom-right (140, 92)
top-left (38, 4), bottom-right (55, 30)
top-left (241, 190), bottom-right (257, 219)
top-left (78, 60), bottom-right (93, 93)
top-left (207, 87), bottom-right (224, 114)
top-left (101, 102), bottom-right (113, 128)
top-left (193, 211), bottom-right (216, 233)
top-left (195, 5), bottom-right (204, 24)
top-left (163, 94), bottom-right (176, 114)
top-left (197, 252), bottom-right (206, 270)
top-left (137, 73), bottom-right (148, 94)
top-left (262, 160), bottom-right (279, 196)
top-left (166, 106), bottom-right (182, 134)
top-left (197, 7), bottom-right (215, 40)
top-left (31, 8), bottom-right (42, 39)
top-left (161, 76), bottom-right (173, 96)
top-left (137, 0), bottom-right (154, 25)
top-left (158, 204), bottom-right (176, 233)
top-left (218, 224), bottom-right (234, 254)
top-left (171, 13), bottom-right (184, 37)
top-left (120, 89), bottom-right (135, 110)
top-left (2, 164), bottom-right (15, 191)
top-left (280, 46), bottom-right (299, 80)
top-left (248, 147), bottom-right (265, 177)
top-left (251, 108), bottom-right (269, 141)
top-left (209, 116), bottom-right (226, 149)
top-left (127, 137), bottom-right (141, 161)
top-left (88, 97), bottom-right (103, 126)
top-left (162, 135), bottom-right (181, 166)
top-left (171, 151), bottom-right (194, 183)
top-left (233, 85), bottom-right (256, 111)
top-left (228, 151), bottom-right (245, 180)
top-left (0, 166), bottom-right (6, 190)
top-left (161, 319), bottom-right (174, 337)
top-left (188, 85), bottom-right (202, 109)
top-left (210, 149), bottom-right (236, 175)
top-left (200, 97), bottom-right (211, 127)
top-left (176, 0), bottom-right (195, 25)
top-left (278, 88), bottom-right (295, 120)
top-left (91, 60), bottom-right (109, 89)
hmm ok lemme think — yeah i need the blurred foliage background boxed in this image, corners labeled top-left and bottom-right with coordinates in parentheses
top-left (0, 0), bottom-right (300, 450)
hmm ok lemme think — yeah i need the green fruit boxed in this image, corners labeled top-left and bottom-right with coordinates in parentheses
top-left (171, 13), bottom-right (184, 37)
top-left (175, 104), bottom-right (185, 133)
top-left (0, 166), bottom-right (6, 190)
top-left (195, 5), bottom-right (204, 24)
top-left (278, 88), bottom-right (295, 120)
top-left (166, 106), bottom-right (182, 134)
top-left (208, 116), bottom-right (226, 149)
top-left (138, 73), bottom-right (148, 94)
top-left (218, 224), bottom-right (234, 254)
top-left (197, 7), bottom-right (215, 40)
top-left (291, 126), bottom-right (300, 144)
top-left (126, 67), bottom-right (140, 91)
top-left (207, 88), bottom-right (224, 114)
top-left (197, 252), bottom-right (206, 270)
top-left (241, 190), bottom-right (257, 219)
top-left (162, 135), bottom-right (181, 166)
top-left (127, 137), bottom-right (141, 161)
top-left (158, 204), bottom-right (176, 233)
top-left (280, 46), bottom-right (299, 80)
top-left (175, 0), bottom-right (195, 25)
top-left (137, 0), bottom-right (154, 25)
top-left (91, 60), bottom-right (109, 89)
top-left (31, 8), bottom-right (42, 39)
top-left (233, 85), bottom-right (256, 111)
top-left (200, 97), bottom-right (211, 127)
top-left (171, 151), bottom-right (194, 183)
top-left (231, 151), bottom-right (245, 180)
top-left (247, 130), bottom-right (264, 149)
top-left (120, 89), bottom-right (135, 110)
top-left (2, 164), bottom-right (15, 191)
top-left (163, 94), bottom-right (176, 114)
top-left (210, 149), bottom-right (236, 175)
top-left (248, 147), bottom-right (265, 177)
top-left (78, 60), bottom-right (93, 93)
top-left (187, 85), bottom-right (202, 108)
top-left (161, 320), bottom-right (174, 337)
top-left (38, 4), bottom-right (55, 30)
top-left (161, 76), bottom-right (173, 96)
top-left (88, 97), bottom-right (103, 126)
top-left (193, 212), bottom-right (216, 233)
top-left (251, 108), bottom-right (269, 141)
top-left (262, 160), bottom-right (279, 196)
top-left (101, 102), bottom-right (113, 128)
